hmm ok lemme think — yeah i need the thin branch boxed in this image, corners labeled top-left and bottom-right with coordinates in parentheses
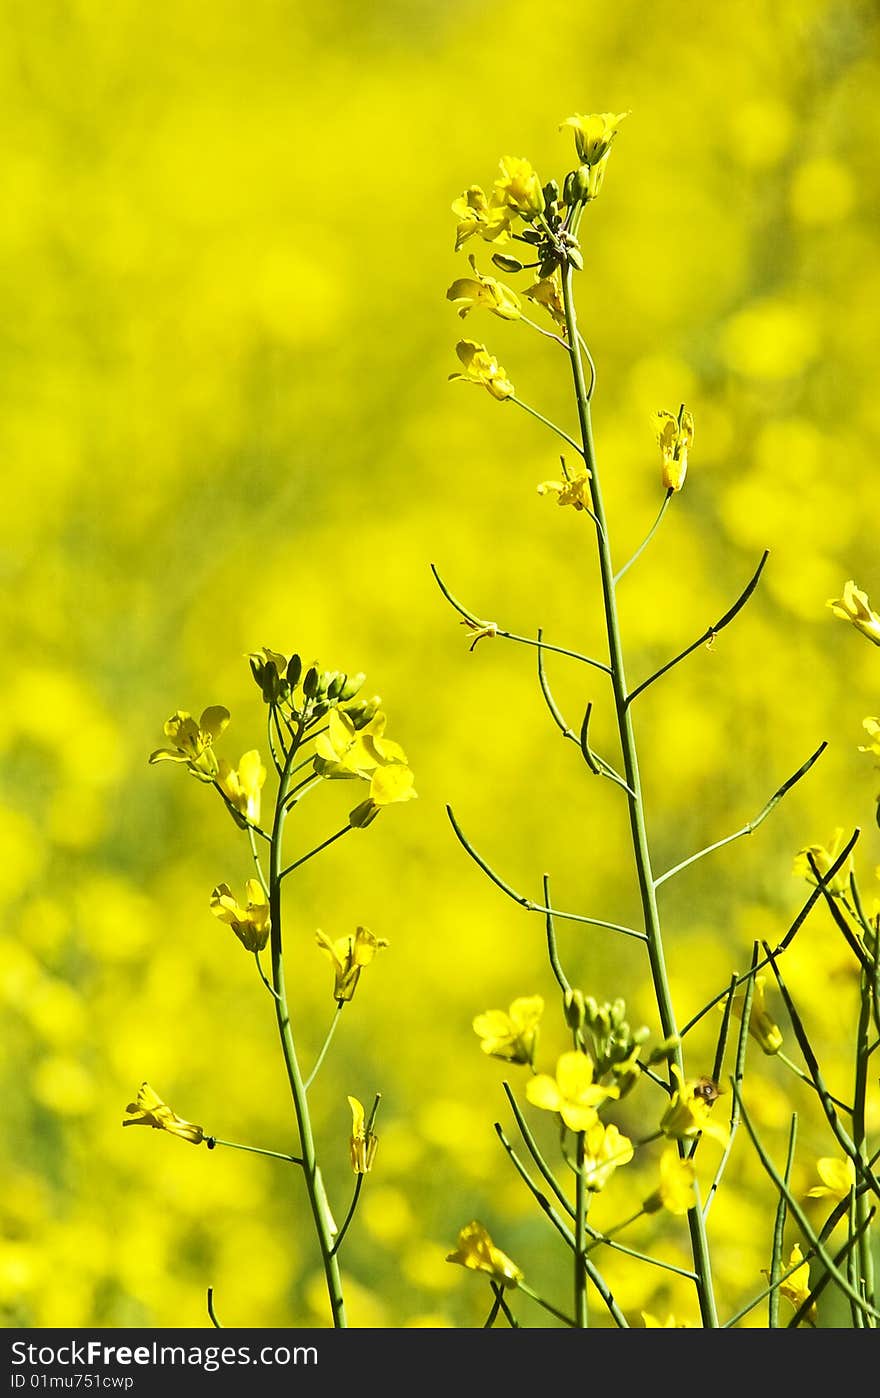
top-left (512, 396), bottom-right (585, 457)
top-left (625, 550), bottom-right (769, 707)
top-left (207, 1288), bottom-right (223, 1329)
top-left (431, 564), bottom-right (611, 674)
top-left (447, 806), bottom-right (647, 942)
top-left (655, 742), bottom-right (827, 888)
top-left (304, 1003), bottom-right (345, 1091)
top-left (614, 489), bottom-right (673, 585)
top-left (280, 825), bottom-right (352, 880)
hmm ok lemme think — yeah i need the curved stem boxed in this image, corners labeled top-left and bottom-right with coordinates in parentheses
top-left (560, 258), bottom-right (718, 1327)
top-left (614, 490), bottom-right (673, 585)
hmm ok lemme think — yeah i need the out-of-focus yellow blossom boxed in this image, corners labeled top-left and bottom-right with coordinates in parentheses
top-left (348, 1096), bottom-right (378, 1174)
top-left (209, 879), bottom-right (271, 953)
top-left (641, 1311), bottom-right (695, 1327)
top-left (859, 717), bottom-right (880, 759)
top-left (660, 1065), bottom-right (729, 1148)
top-left (793, 828), bottom-right (852, 897)
top-left (561, 111), bottom-right (629, 166)
top-left (446, 256), bottom-right (521, 321)
top-left (315, 925), bottom-right (388, 1003)
top-left (537, 465), bottom-right (592, 510)
top-left (493, 156), bottom-right (545, 219)
top-left (448, 339), bottom-right (514, 401)
top-left (472, 995), bottom-right (543, 1066)
top-left (148, 706), bottom-right (230, 781)
top-left (776, 1244), bottom-right (816, 1326)
top-left (525, 1050), bottom-right (620, 1132)
top-left (828, 580), bottom-right (880, 645)
top-left (581, 1121), bottom-right (634, 1191)
top-left (217, 749), bottom-right (266, 825)
top-left (643, 1145), bottom-right (696, 1216)
top-left (451, 186), bottom-right (513, 250)
top-left (654, 407), bottom-right (694, 492)
top-left (122, 1083), bottom-right (205, 1144)
top-left (445, 1221), bottom-right (523, 1288)
top-left (806, 1156), bottom-right (856, 1203)
top-left (524, 272), bottom-right (566, 329)
top-left (727, 975), bottom-right (783, 1055)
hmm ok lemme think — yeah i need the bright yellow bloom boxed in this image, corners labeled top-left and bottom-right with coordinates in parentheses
top-left (806, 1156), bottom-right (856, 1202)
top-left (493, 156), bottom-right (544, 218)
top-left (446, 256), bottom-right (521, 321)
top-left (316, 925), bottom-right (388, 1002)
top-left (660, 1064), bottom-right (729, 1148)
top-left (473, 996), bottom-right (544, 1067)
top-left (348, 1096), bottom-right (378, 1174)
top-left (451, 185), bottom-right (514, 250)
top-left (449, 339), bottom-right (514, 401)
top-left (524, 272), bottom-right (566, 329)
top-left (148, 706), bottom-right (230, 781)
top-left (793, 828), bottom-right (852, 896)
top-left (560, 111), bottom-right (630, 166)
top-left (643, 1145), bottom-right (696, 1216)
top-left (349, 761), bottom-right (418, 829)
top-left (727, 975), bottom-right (783, 1055)
top-left (210, 879), bottom-right (271, 953)
top-left (537, 466), bottom-right (592, 510)
top-left (314, 708), bottom-right (406, 779)
top-left (446, 1221), bottom-right (523, 1288)
top-left (654, 407), bottom-right (694, 492)
top-left (122, 1082), bottom-right (205, 1144)
top-left (526, 1050), bottom-right (620, 1132)
top-left (777, 1244), bottom-right (817, 1326)
top-left (828, 580), bottom-right (880, 645)
top-left (581, 1121), bottom-right (634, 1191)
top-left (217, 749), bottom-right (266, 826)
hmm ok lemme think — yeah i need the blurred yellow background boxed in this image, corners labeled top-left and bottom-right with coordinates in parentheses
top-left (2, 0), bottom-right (879, 1328)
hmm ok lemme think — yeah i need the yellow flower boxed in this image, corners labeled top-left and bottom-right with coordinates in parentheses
top-left (349, 761), bottom-right (418, 829)
top-left (493, 156), bottom-right (545, 219)
top-left (727, 975), bottom-right (783, 1055)
top-left (560, 111), bottom-right (630, 166)
top-left (451, 185), bottom-right (514, 250)
top-left (314, 708), bottom-right (407, 779)
top-left (660, 1065), bottom-right (729, 1149)
top-left (473, 996), bottom-right (544, 1067)
top-left (316, 925), bottom-right (388, 1002)
top-left (525, 1050), bottom-right (620, 1132)
top-left (448, 339), bottom-right (514, 401)
top-left (793, 828), bottom-right (852, 897)
top-left (122, 1082), bottom-right (205, 1144)
top-left (828, 580), bottom-right (880, 645)
top-left (643, 1145), bottom-right (696, 1216)
top-left (348, 1096), bottom-right (378, 1174)
top-left (581, 1121), bottom-right (634, 1191)
top-left (217, 749), bottom-right (267, 826)
top-left (806, 1156), bottom-right (856, 1203)
top-left (148, 706), bottom-right (230, 781)
top-left (776, 1244), bottom-right (817, 1326)
top-left (446, 1221), bottom-right (523, 1288)
top-left (654, 407), bottom-right (694, 492)
top-left (209, 879), bottom-right (271, 953)
top-left (524, 271), bottom-right (566, 329)
top-left (537, 466), bottom-right (592, 511)
top-left (446, 256), bottom-right (521, 321)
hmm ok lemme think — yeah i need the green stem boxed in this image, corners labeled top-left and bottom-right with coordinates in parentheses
top-left (269, 717), bottom-right (347, 1328)
top-left (560, 256), bottom-right (718, 1327)
top-left (574, 1131), bottom-right (588, 1328)
top-left (207, 1136), bottom-right (303, 1165)
top-left (853, 958), bottom-right (876, 1322)
top-left (614, 490), bottom-right (673, 584)
top-left (512, 396), bottom-right (585, 457)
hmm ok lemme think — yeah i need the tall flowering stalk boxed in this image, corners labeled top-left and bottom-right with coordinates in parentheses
top-left (438, 112), bottom-right (878, 1328)
top-left (125, 651), bottom-right (415, 1326)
